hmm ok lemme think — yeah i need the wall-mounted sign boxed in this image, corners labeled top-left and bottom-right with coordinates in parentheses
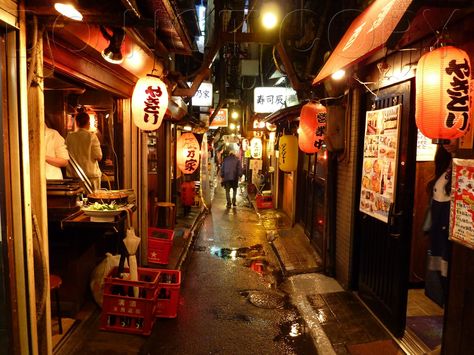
top-left (250, 137), bottom-right (263, 159)
top-left (416, 130), bottom-right (437, 162)
top-left (209, 108), bottom-right (228, 129)
top-left (359, 105), bottom-right (401, 223)
top-left (253, 87), bottom-right (298, 113)
top-left (450, 158), bottom-right (474, 249)
top-left (190, 82), bottom-right (213, 107)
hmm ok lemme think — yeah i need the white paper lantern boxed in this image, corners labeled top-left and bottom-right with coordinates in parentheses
top-left (132, 74), bottom-right (169, 131)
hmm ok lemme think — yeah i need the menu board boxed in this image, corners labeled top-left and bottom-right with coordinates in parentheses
top-left (449, 158), bottom-right (474, 248)
top-left (359, 105), bottom-right (401, 223)
top-left (416, 130), bottom-right (437, 162)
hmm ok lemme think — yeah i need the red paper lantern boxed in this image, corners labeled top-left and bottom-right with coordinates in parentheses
top-left (298, 102), bottom-right (327, 153)
top-left (132, 74), bottom-right (169, 131)
top-left (416, 46), bottom-right (471, 143)
top-left (177, 133), bottom-right (200, 174)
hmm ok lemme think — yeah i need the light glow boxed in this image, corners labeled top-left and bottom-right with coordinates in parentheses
top-left (54, 2), bottom-right (83, 21)
top-left (331, 69), bottom-right (346, 80)
top-left (261, 2), bottom-right (280, 30)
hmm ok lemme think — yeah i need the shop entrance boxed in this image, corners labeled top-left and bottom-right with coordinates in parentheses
top-left (355, 80), bottom-right (417, 337)
top-left (355, 79), bottom-right (445, 351)
top-left (296, 148), bottom-right (327, 258)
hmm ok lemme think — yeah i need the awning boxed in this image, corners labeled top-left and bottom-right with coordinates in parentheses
top-left (313, 0), bottom-right (414, 85)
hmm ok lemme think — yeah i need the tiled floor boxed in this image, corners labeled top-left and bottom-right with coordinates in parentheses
top-left (407, 289), bottom-right (443, 317)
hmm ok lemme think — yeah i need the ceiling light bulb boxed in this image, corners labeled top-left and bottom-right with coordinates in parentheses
top-left (261, 2), bottom-right (280, 30)
top-left (229, 123), bottom-right (236, 130)
top-left (231, 111), bottom-right (239, 119)
top-left (262, 13), bottom-right (278, 29)
top-left (54, 2), bottom-right (83, 21)
top-left (331, 69), bottom-right (346, 80)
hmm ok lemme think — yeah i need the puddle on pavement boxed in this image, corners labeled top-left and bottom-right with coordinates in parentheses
top-left (240, 290), bottom-right (288, 309)
top-left (258, 210), bottom-right (292, 230)
top-left (210, 244), bottom-right (265, 260)
top-left (274, 314), bottom-right (317, 354)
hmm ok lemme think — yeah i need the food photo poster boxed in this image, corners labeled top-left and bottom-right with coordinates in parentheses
top-left (450, 158), bottom-right (474, 249)
top-left (359, 105), bottom-right (401, 223)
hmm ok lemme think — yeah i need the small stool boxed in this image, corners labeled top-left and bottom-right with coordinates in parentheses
top-left (153, 202), bottom-right (176, 230)
top-left (50, 274), bottom-right (63, 334)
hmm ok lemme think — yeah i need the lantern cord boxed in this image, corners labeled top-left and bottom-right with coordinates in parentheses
top-left (422, 9), bottom-right (437, 37)
top-left (442, 9), bottom-right (459, 33)
top-left (353, 75), bottom-right (378, 99)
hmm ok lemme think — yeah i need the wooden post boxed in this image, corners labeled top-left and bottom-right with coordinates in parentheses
top-left (27, 17), bottom-right (52, 355)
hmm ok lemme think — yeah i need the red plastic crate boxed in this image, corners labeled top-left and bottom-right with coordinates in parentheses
top-left (154, 269), bottom-right (181, 318)
top-left (256, 194), bottom-right (273, 209)
top-left (100, 267), bottom-right (161, 335)
top-left (148, 228), bottom-right (175, 265)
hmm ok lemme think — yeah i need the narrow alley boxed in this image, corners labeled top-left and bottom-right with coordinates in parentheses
top-left (139, 187), bottom-right (318, 354)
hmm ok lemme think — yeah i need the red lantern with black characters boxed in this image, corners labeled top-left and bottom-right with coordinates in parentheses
top-left (298, 102), bottom-right (327, 153)
top-left (416, 45), bottom-right (471, 143)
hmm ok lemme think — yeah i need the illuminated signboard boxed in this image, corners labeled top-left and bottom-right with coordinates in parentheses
top-left (253, 87), bottom-right (298, 113)
top-left (209, 108), bottom-right (228, 129)
top-left (190, 82), bottom-right (213, 107)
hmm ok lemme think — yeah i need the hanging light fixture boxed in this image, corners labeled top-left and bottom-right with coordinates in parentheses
top-left (416, 45), bottom-right (472, 143)
top-left (298, 102), bottom-right (327, 154)
top-left (131, 73), bottom-right (169, 131)
top-left (54, 1), bottom-right (83, 21)
top-left (279, 135), bottom-right (298, 172)
top-left (177, 133), bottom-right (200, 174)
top-left (100, 26), bottom-right (125, 64)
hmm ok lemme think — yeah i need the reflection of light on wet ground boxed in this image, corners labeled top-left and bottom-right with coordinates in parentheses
top-left (289, 323), bottom-right (302, 337)
top-left (230, 249), bottom-right (237, 260)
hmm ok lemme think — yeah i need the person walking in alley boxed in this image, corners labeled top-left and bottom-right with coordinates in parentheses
top-left (66, 111), bottom-right (103, 191)
top-left (220, 148), bottom-right (242, 208)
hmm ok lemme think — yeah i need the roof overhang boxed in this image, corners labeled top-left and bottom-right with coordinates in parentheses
top-left (312, 0), bottom-right (415, 86)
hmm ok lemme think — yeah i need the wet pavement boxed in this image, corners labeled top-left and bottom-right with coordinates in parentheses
top-left (140, 186), bottom-right (318, 354)
top-left (57, 184), bottom-right (407, 355)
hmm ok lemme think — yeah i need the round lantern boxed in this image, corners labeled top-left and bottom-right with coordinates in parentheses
top-left (279, 135), bottom-right (298, 172)
top-left (298, 102), bottom-right (327, 153)
top-left (177, 133), bottom-right (200, 174)
top-left (250, 137), bottom-right (263, 159)
top-left (132, 74), bottom-right (169, 131)
top-left (416, 45), bottom-right (471, 143)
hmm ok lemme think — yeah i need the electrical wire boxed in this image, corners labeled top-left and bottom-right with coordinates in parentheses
top-left (353, 75), bottom-right (379, 99)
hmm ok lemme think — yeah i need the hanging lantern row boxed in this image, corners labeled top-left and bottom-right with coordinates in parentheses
top-left (298, 102), bottom-right (327, 154)
top-left (279, 135), bottom-right (298, 172)
top-left (177, 132), bottom-right (200, 174)
top-left (132, 74), bottom-right (169, 131)
top-left (415, 45), bottom-right (472, 143)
